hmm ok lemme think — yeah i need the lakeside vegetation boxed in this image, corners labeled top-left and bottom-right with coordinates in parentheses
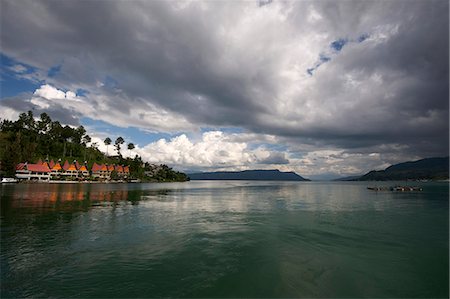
top-left (335, 157), bottom-right (449, 181)
top-left (0, 111), bottom-right (188, 182)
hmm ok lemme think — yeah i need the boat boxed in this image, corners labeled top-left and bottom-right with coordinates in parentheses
top-left (1, 177), bottom-right (18, 183)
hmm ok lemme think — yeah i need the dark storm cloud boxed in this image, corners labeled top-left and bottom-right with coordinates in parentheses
top-left (1, 0), bottom-right (448, 159)
top-left (0, 94), bottom-right (81, 126)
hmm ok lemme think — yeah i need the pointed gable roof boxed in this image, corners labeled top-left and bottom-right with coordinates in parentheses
top-left (91, 162), bottom-right (100, 172)
top-left (107, 164), bottom-right (115, 171)
top-left (91, 163), bottom-right (106, 172)
top-left (123, 166), bottom-right (130, 173)
top-left (78, 164), bottom-right (88, 172)
top-left (115, 165), bottom-right (124, 173)
top-left (16, 163), bottom-right (26, 170)
top-left (75, 161), bottom-right (81, 169)
top-left (62, 160), bottom-right (70, 171)
top-left (52, 162), bottom-right (62, 171)
top-left (67, 163), bottom-right (77, 171)
top-left (49, 160), bottom-right (55, 169)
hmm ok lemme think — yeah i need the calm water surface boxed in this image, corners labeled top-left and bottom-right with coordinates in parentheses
top-left (1, 181), bottom-right (448, 298)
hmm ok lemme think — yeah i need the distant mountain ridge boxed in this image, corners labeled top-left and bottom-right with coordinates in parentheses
top-left (188, 169), bottom-right (310, 181)
top-left (334, 175), bottom-right (364, 181)
top-left (336, 157), bottom-right (449, 181)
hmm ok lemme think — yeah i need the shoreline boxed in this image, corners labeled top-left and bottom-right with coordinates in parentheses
top-left (7, 179), bottom-right (189, 184)
top-left (16, 180), bottom-right (140, 184)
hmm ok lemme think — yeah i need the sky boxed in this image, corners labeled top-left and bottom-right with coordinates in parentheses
top-left (0, 0), bottom-right (448, 180)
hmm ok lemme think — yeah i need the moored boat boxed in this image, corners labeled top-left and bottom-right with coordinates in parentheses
top-left (1, 177), bottom-right (18, 183)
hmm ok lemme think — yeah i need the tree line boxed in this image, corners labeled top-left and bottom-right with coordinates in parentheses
top-left (0, 111), bottom-right (188, 182)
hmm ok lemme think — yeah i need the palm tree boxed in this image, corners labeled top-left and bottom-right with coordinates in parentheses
top-left (127, 143), bottom-right (135, 157)
top-left (82, 134), bottom-right (91, 161)
top-left (115, 136), bottom-right (125, 156)
top-left (104, 137), bottom-right (112, 156)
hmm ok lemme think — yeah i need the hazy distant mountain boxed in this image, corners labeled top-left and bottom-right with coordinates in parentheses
top-left (188, 169), bottom-right (310, 181)
top-left (356, 157), bottom-right (449, 181)
top-left (333, 175), bottom-right (364, 181)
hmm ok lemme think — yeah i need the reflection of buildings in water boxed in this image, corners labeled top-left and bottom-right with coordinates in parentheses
top-left (10, 184), bottom-right (129, 209)
top-left (88, 190), bottom-right (129, 202)
top-left (12, 184), bottom-right (60, 208)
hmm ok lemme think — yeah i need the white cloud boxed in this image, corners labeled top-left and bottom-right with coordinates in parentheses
top-left (0, 106), bottom-right (21, 122)
top-left (30, 84), bottom-right (91, 114)
top-left (34, 84), bottom-right (66, 99)
top-left (134, 131), bottom-right (293, 172)
top-left (29, 84), bottom-right (195, 132)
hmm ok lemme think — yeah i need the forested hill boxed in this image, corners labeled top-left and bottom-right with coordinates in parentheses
top-left (0, 111), bottom-right (188, 182)
top-left (357, 157), bottom-right (449, 181)
top-left (188, 169), bottom-right (310, 181)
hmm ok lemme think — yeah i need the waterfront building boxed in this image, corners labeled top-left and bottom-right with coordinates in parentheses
top-left (62, 160), bottom-right (79, 178)
top-left (92, 163), bottom-right (109, 180)
top-left (107, 164), bottom-right (115, 176)
top-left (14, 159), bottom-right (132, 182)
top-left (78, 162), bottom-right (90, 177)
top-left (124, 166), bottom-right (130, 178)
top-left (115, 165), bottom-right (124, 176)
top-left (15, 163), bottom-right (51, 181)
top-left (50, 160), bottom-right (63, 176)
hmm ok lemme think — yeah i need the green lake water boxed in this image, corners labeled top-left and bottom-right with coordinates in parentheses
top-left (1, 181), bottom-right (448, 298)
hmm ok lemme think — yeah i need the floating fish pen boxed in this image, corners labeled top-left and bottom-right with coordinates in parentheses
top-left (367, 186), bottom-right (423, 192)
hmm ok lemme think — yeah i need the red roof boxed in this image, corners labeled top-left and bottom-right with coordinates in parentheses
top-left (27, 163), bottom-right (51, 173)
top-left (123, 166), bottom-right (130, 173)
top-left (92, 163), bottom-right (107, 172)
top-left (62, 160), bottom-right (70, 171)
top-left (16, 163), bottom-right (26, 170)
top-left (75, 161), bottom-right (81, 169)
top-left (91, 163), bottom-right (100, 172)
top-left (108, 164), bottom-right (115, 171)
top-left (115, 165), bottom-right (124, 173)
top-left (49, 160), bottom-right (55, 168)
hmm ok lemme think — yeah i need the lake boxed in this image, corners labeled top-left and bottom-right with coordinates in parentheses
top-left (1, 181), bottom-right (448, 298)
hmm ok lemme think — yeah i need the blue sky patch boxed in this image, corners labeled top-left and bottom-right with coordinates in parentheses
top-left (76, 88), bottom-right (89, 97)
top-left (47, 64), bottom-right (62, 77)
top-left (357, 33), bottom-right (370, 43)
top-left (80, 117), bottom-right (175, 146)
top-left (1, 54), bottom-right (41, 98)
top-left (330, 38), bottom-right (348, 51)
top-left (307, 35), bottom-right (369, 76)
top-left (0, 71), bottom-right (40, 98)
top-left (103, 76), bottom-right (118, 89)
